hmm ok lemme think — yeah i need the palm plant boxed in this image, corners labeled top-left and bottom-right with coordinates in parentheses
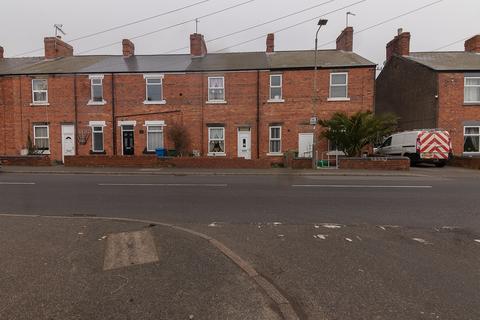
top-left (318, 111), bottom-right (398, 157)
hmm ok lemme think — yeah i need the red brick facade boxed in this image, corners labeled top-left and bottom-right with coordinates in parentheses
top-left (0, 33), bottom-right (375, 163)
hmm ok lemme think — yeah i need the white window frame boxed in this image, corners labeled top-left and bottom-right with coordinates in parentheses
top-left (268, 126), bottom-right (282, 155)
top-left (268, 74), bottom-right (284, 102)
top-left (464, 76), bottom-right (480, 104)
top-left (328, 72), bottom-right (350, 101)
top-left (88, 74), bottom-right (106, 105)
top-left (207, 76), bottom-right (226, 103)
top-left (463, 126), bottom-right (480, 154)
top-left (143, 74), bottom-right (166, 105)
top-left (208, 127), bottom-right (226, 156)
top-left (88, 121), bottom-right (106, 153)
top-left (144, 121), bottom-right (166, 152)
top-left (33, 124), bottom-right (50, 153)
top-left (31, 79), bottom-right (48, 105)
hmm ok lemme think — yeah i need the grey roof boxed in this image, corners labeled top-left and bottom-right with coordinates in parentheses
top-left (405, 52), bottom-right (480, 71)
top-left (0, 50), bottom-right (375, 76)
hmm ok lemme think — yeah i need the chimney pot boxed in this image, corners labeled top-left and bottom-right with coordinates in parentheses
top-left (397, 28), bottom-right (403, 35)
top-left (336, 27), bottom-right (354, 52)
top-left (44, 37), bottom-right (73, 59)
top-left (266, 33), bottom-right (275, 53)
top-left (190, 33), bottom-right (207, 57)
top-left (0, 46), bottom-right (4, 59)
top-left (386, 29), bottom-right (410, 61)
top-left (465, 35), bottom-right (480, 53)
top-left (122, 39), bottom-right (135, 57)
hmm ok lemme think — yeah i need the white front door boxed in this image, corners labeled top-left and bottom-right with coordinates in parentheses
top-left (61, 124), bottom-right (75, 163)
top-left (298, 133), bottom-right (313, 158)
top-left (237, 128), bottom-right (251, 159)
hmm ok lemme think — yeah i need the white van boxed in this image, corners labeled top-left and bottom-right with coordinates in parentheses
top-left (375, 129), bottom-right (452, 167)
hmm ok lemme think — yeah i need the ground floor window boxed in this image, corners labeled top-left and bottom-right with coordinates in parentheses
top-left (33, 125), bottom-right (49, 151)
top-left (269, 126), bottom-right (281, 154)
top-left (464, 126), bottom-right (480, 153)
top-left (208, 127), bottom-right (225, 155)
top-left (147, 125), bottom-right (164, 151)
top-left (92, 126), bottom-right (104, 152)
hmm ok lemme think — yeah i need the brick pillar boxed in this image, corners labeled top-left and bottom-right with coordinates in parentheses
top-left (122, 39), bottom-right (135, 57)
top-left (336, 27), bottom-right (353, 52)
top-left (465, 35), bottom-right (480, 53)
top-left (44, 37), bottom-right (73, 59)
top-left (0, 46), bottom-right (4, 58)
top-left (386, 29), bottom-right (410, 61)
top-left (266, 33), bottom-right (274, 53)
top-left (190, 33), bottom-right (207, 57)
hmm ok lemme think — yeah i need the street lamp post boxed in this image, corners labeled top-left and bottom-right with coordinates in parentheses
top-left (312, 18), bottom-right (328, 169)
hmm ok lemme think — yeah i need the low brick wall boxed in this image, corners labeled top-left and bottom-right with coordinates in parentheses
top-left (338, 157), bottom-right (410, 171)
top-left (64, 155), bottom-right (281, 169)
top-left (291, 158), bottom-right (312, 169)
top-left (0, 155), bottom-right (52, 166)
top-left (449, 156), bottom-right (480, 170)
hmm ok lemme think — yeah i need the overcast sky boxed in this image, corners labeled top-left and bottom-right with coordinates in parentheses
top-left (1, 0), bottom-right (478, 66)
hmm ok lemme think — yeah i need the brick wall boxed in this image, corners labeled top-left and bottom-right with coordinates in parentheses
top-left (64, 155), bottom-right (280, 169)
top-left (0, 155), bottom-right (51, 166)
top-left (449, 156), bottom-right (480, 170)
top-left (339, 157), bottom-right (410, 170)
top-left (1, 67), bottom-right (375, 163)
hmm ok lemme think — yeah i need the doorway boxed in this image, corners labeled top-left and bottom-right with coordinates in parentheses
top-left (122, 125), bottom-right (135, 155)
top-left (237, 128), bottom-right (251, 159)
top-left (61, 124), bottom-right (75, 163)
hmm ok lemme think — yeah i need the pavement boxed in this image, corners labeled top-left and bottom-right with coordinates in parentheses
top-left (0, 215), bottom-right (281, 320)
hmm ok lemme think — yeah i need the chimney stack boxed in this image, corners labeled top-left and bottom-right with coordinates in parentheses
top-left (336, 27), bottom-right (353, 52)
top-left (190, 33), bottom-right (207, 58)
top-left (44, 36), bottom-right (73, 59)
top-left (122, 39), bottom-right (135, 57)
top-left (386, 29), bottom-right (410, 61)
top-left (0, 46), bottom-right (4, 59)
top-left (465, 34), bottom-right (480, 53)
top-left (266, 33), bottom-right (275, 53)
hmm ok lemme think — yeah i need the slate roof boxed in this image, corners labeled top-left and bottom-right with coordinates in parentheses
top-left (0, 50), bottom-right (375, 76)
top-left (405, 52), bottom-right (480, 71)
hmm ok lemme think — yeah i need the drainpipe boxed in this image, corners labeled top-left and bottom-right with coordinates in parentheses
top-left (111, 73), bottom-right (116, 155)
top-left (73, 75), bottom-right (78, 156)
top-left (256, 70), bottom-right (260, 159)
top-left (201, 73), bottom-right (205, 156)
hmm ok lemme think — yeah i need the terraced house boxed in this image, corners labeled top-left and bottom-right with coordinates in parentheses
top-left (0, 28), bottom-right (375, 163)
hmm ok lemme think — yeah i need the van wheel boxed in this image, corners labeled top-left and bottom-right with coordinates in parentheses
top-left (435, 161), bottom-right (446, 168)
top-left (405, 154), bottom-right (417, 167)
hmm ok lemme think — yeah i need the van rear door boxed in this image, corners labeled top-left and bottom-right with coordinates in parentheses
top-left (418, 131), bottom-right (451, 160)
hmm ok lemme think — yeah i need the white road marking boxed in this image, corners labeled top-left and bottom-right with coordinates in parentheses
top-left (412, 238), bottom-right (432, 245)
top-left (98, 183), bottom-right (227, 187)
top-left (292, 184), bottom-right (432, 189)
top-left (0, 182), bottom-right (35, 185)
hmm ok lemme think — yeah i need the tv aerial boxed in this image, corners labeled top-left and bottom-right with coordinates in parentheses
top-left (54, 24), bottom-right (66, 38)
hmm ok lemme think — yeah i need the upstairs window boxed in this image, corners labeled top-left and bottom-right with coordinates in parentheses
top-left (33, 125), bottom-right (49, 151)
top-left (32, 79), bottom-right (48, 104)
top-left (89, 75), bottom-right (104, 104)
top-left (208, 127), bottom-right (225, 155)
top-left (329, 72), bottom-right (348, 100)
top-left (144, 74), bottom-right (165, 104)
top-left (208, 77), bottom-right (225, 102)
top-left (269, 126), bottom-right (282, 154)
top-left (464, 126), bottom-right (480, 153)
top-left (269, 74), bottom-right (283, 101)
top-left (464, 76), bottom-right (480, 103)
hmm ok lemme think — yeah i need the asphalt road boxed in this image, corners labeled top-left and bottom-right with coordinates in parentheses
top-left (1, 167), bottom-right (480, 319)
top-left (0, 168), bottom-right (479, 231)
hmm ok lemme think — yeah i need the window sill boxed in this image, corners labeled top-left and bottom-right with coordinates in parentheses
top-left (327, 97), bottom-right (350, 102)
top-left (90, 150), bottom-right (106, 155)
top-left (463, 152), bottom-right (480, 155)
top-left (88, 100), bottom-right (107, 106)
top-left (463, 102), bottom-right (480, 106)
top-left (267, 99), bottom-right (285, 103)
top-left (207, 152), bottom-right (226, 157)
top-left (33, 150), bottom-right (51, 155)
top-left (267, 152), bottom-right (283, 156)
top-left (30, 102), bottom-right (50, 106)
top-left (143, 100), bottom-right (166, 105)
top-left (206, 100), bottom-right (227, 104)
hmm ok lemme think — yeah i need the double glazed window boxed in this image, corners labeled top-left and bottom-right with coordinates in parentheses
top-left (269, 74), bottom-right (283, 100)
top-left (464, 126), bottom-right (480, 153)
top-left (33, 125), bottom-right (49, 151)
top-left (208, 127), bottom-right (225, 155)
top-left (144, 75), bottom-right (164, 103)
top-left (269, 126), bottom-right (282, 154)
top-left (89, 75), bottom-right (104, 103)
top-left (146, 125), bottom-right (164, 152)
top-left (329, 72), bottom-right (348, 99)
top-left (208, 77), bottom-right (225, 102)
top-left (32, 79), bottom-right (48, 104)
top-left (91, 126), bottom-right (104, 152)
top-left (464, 76), bottom-right (480, 103)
